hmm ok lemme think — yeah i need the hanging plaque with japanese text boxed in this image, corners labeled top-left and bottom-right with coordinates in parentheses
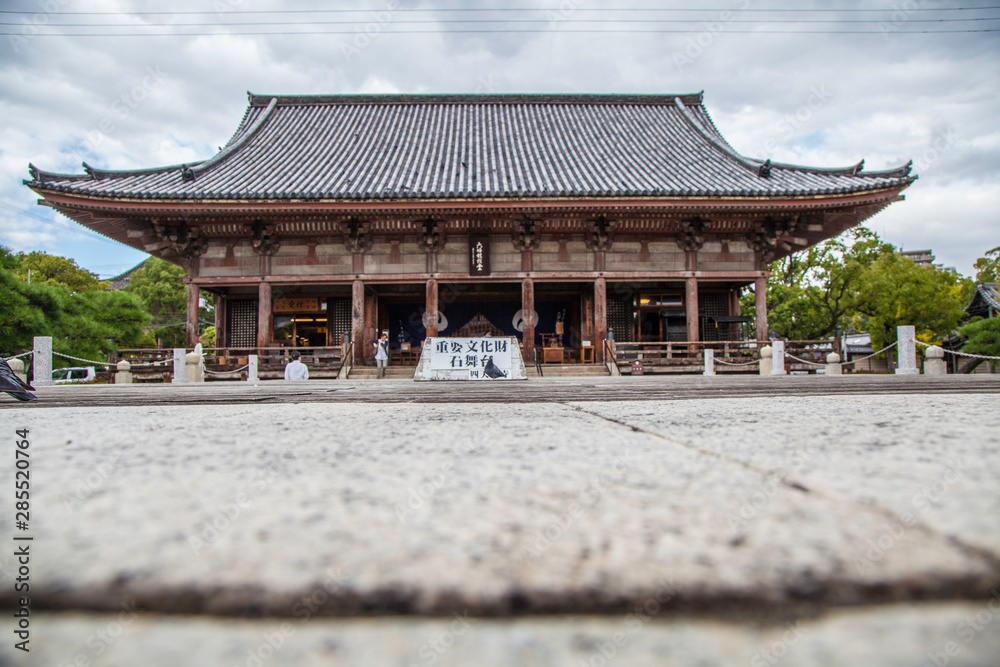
top-left (469, 234), bottom-right (490, 276)
top-left (429, 337), bottom-right (511, 379)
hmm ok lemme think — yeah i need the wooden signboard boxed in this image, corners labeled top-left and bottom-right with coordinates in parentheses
top-left (274, 297), bottom-right (320, 313)
top-left (469, 234), bottom-right (490, 276)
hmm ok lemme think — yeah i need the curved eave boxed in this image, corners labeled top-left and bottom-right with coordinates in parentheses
top-left (31, 184), bottom-right (912, 217)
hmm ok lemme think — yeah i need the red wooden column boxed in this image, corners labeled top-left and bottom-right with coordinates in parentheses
top-left (351, 280), bottom-right (364, 355)
top-left (521, 277), bottom-right (535, 358)
top-left (685, 277), bottom-right (699, 343)
top-left (755, 276), bottom-right (769, 342)
top-left (214, 294), bottom-right (226, 348)
top-left (256, 281), bottom-right (271, 348)
top-left (594, 277), bottom-right (607, 362)
top-left (186, 283), bottom-right (200, 349)
top-left (425, 279), bottom-right (439, 338)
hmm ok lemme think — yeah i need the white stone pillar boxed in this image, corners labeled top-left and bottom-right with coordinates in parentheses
top-left (185, 351), bottom-right (204, 382)
top-left (923, 345), bottom-right (947, 375)
top-left (759, 345), bottom-right (772, 376)
top-left (895, 325), bottom-right (919, 375)
top-left (172, 348), bottom-right (187, 383)
top-left (826, 352), bottom-right (842, 375)
top-left (248, 355), bottom-right (259, 382)
top-left (7, 358), bottom-right (27, 385)
top-left (703, 348), bottom-right (715, 376)
top-left (32, 336), bottom-right (53, 386)
top-left (115, 360), bottom-right (133, 384)
top-left (770, 340), bottom-right (787, 376)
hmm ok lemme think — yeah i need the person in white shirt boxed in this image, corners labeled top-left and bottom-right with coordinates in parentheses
top-left (374, 333), bottom-right (389, 378)
top-left (284, 350), bottom-right (309, 381)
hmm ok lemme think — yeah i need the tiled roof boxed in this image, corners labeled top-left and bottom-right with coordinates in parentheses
top-left (965, 282), bottom-right (1000, 317)
top-left (26, 93), bottom-right (915, 201)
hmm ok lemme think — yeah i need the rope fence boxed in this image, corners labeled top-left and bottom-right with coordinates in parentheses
top-left (714, 358), bottom-right (760, 366)
top-left (915, 340), bottom-right (1000, 361)
top-left (785, 353), bottom-right (825, 367)
top-left (3, 351), bottom-right (32, 361)
top-left (52, 351), bottom-right (113, 367)
top-left (204, 365), bottom-right (249, 375)
top-left (841, 342), bottom-right (898, 366)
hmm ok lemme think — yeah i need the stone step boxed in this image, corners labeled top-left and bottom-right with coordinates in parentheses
top-left (539, 364), bottom-right (611, 377)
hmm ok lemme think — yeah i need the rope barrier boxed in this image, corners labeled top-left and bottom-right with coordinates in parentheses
top-left (914, 340), bottom-right (1000, 361)
top-left (841, 341), bottom-right (898, 365)
top-left (52, 351), bottom-right (113, 367)
top-left (715, 358), bottom-right (760, 366)
top-left (3, 351), bottom-right (32, 361)
top-left (204, 365), bottom-right (249, 374)
top-left (785, 353), bottom-right (826, 367)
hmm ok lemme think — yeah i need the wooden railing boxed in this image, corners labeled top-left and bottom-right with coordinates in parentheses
top-left (609, 340), bottom-right (836, 374)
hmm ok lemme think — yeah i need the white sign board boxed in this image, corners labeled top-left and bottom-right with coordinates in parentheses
top-left (429, 337), bottom-right (512, 380)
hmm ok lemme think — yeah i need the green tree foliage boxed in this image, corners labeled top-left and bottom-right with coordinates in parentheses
top-left (973, 246), bottom-right (999, 283)
top-left (13, 250), bottom-right (108, 292)
top-left (124, 257), bottom-right (213, 348)
top-left (0, 265), bottom-right (149, 364)
top-left (958, 317), bottom-right (1000, 359)
top-left (851, 252), bottom-right (973, 357)
top-left (742, 227), bottom-right (892, 339)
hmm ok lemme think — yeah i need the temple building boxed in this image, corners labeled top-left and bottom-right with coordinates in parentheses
top-left (25, 93), bottom-right (916, 363)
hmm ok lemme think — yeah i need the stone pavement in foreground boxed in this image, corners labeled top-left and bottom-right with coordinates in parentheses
top-left (1, 376), bottom-right (998, 666)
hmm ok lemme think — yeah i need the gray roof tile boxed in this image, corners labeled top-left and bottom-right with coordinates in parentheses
top-left (26, 93), bottom-right (915, 201)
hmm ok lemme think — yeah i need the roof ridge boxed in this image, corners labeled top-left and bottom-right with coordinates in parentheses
top-left (187, 97), bottom-right (277, 181)
top-left (248, 92), bottom-right (706, 107)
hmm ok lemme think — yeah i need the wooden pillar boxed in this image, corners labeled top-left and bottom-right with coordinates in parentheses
top-left (425, 279), bottom-right (439, 338)
top-left (730, 288), bottom-right (741, 316)
top-left (685, 277), bottom-right (699, 343)
top-left (521, 277), bottom-right (535, 357)
top-left (214, 294), bottom-right (226, 348)
top-left (351, 279), bottom-right (364, 355)
top-left (186, 283), bottom-right (200, 349)
top-left (755, 276), bottom-right (769, 342)
top-left (256, 281), bottom-right (271, 349)
top-left (594, 277), bottom-right (607, 362)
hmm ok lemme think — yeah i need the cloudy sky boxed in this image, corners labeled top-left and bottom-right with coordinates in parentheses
top-left (1, 0), bottom-right (997, 278)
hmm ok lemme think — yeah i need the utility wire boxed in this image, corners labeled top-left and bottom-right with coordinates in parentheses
top-left (5, 17), bottom-right (999, 26)
top-left (2, 6), bottom-right (999, 14)
top-left (4, 28), bottom-right (996, 35)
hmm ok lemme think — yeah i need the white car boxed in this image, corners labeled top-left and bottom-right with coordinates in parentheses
top-left (52, 366), bottom-right (96, 384)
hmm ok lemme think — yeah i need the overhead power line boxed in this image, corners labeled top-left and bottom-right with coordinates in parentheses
top-left (3, 28), bottom-right (996, 36)
top-left (4, 17), bottom-right (999, 27)
top-left (1, 5), bottom-right (998, 14)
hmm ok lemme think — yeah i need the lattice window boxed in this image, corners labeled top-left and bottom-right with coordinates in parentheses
top-left (226, 299), bottom-right (258, 347)
top-left (329, 298), bottom-right (351, 340)
top-left (700, 293), bottom-right (730, 342)
top-left (608, 296), bottom-right (634, 342)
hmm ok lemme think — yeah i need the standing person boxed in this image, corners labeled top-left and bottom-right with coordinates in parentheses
top-left (284, 350), bottom-right (309, 381)
top-left (374, 333), bottom-right (389, 378)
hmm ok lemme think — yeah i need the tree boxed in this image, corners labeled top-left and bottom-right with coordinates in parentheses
top-left (851, 253), bottom-right (973, 365)
top-left (958, 317), bottom-right (1000, 359)
top-left (124, 257), bottom-right (213, 348)
top-left (14, 251), bottom-right (108, 292)
top-left (0, 266), bottom-right (149, 364)
top-left (741, 226), bottom-right (893, 340)
top-left (973, 246), bottom-right (1000, 283)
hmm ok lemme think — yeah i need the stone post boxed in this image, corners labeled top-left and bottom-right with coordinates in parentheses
top-left (248, 355), bottom-right (259, 382)
top-left (770, 340), bottom-right (787, 376)
top-left (32, 336), bottom-right (53, 386)
top-left (185, 351), bottom-right (204, 382)
top-left (115, 360), bottom-right (133, 384)
top-left (924, 345), bottom-right (947, 375)
top-left (172, 348), bottom-right (187, 383)
top-left (826, 352), bottom-right (842, 376)
top-left (895, 325), bottom-right (919, 375)
top-left (703, 348), bottom-right (715, 376)
top-left (759, 345), bottom-right (772, 376)
top-left (7, 358), bottom-right (27, 385)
